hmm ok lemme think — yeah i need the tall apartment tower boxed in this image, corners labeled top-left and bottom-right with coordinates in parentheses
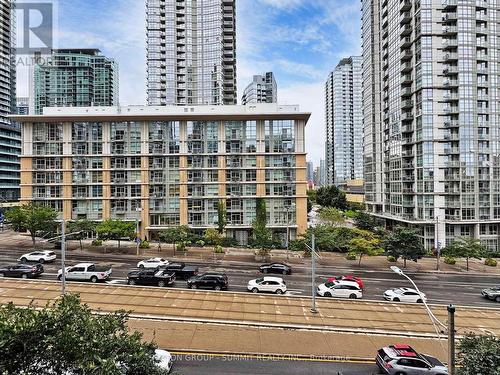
top-left (33, 49), bottom-right (119, 115)
top-left (362, 0), bottom-right (500, 252)
top-left (0, 0), bottom-right (20, 201)
top-left (325, 57), bottom-right (363, 186)
top-left (146, 0), bottom-right (237, 106)
top-left (241, 72), bottom-right (277, 105)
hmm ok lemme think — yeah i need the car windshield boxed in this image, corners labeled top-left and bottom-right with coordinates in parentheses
top-left (393, 288), bottom-right (404, 294)
top-left (255, 278), bottom-right (264, 283)
top-left (325, 282), bottom-right (336, 288)
top-left (491, 287), bottom-right (500, 291)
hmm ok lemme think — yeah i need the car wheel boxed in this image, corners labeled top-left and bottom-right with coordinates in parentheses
top-left (395, 372), bottom-right (406, 375)
top-left (128, 279), bottom-right (135, 285)
top-left (20, 257), bottom-right (27, 263)
top-left (276, 289), bottom-right (283, 295)
top-left (495, 296), bottom-right (500, 303)
top-left (324, 292), bottom-right (332, 297)
top-left (38, 259), bottom-right (45, 264)
top-left (349, 293), bottom-right (357, 299)
top-left (251, 288), bottom-right (259, 293)
top-left (21, 274), bottom-right (28, 279)
top-left (139, 264), bottom-right (144, 269)
top-left (282, 270), bottom-right (287, 275)
top-left (57, 274), bottom-right (62, 281)
top-left (417, 299), bottom-right (423, 303)
top-left (158, 281), bottom-right (166, 287)
top-left (0, 273), bottom-right (4, 277)
top-left (214, 285), bottom-right (222, 291)
top-left (393, 297), bottom-right (400, 302)
top-left (90, 276), bottom-right (98, 283)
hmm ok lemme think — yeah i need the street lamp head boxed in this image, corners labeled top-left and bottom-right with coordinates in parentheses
top-left (390, 265), bottom-right (404, 276)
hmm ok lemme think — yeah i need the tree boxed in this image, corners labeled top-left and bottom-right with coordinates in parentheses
top-left (443, 236), bottom-right (487, 271)
top-left (96, 219), bottom-right (135, 250)
top-left (354, 211), bottom-right (380, 232)
top-left (316, 185), bottom-right (347, 210)
top-left (251, 198), bottom-right (273, 251)
top-left (307, 189), bottom-right (317, 213)
top-left (348, 232), bottom-right (383, 266)
top-left (159, 225), bottom-right (192, 252)
top-left (68, 219), bottom-right (97, 251)
top-left (216, 200), bottom-right (227, 234)
top-left (457, 333), bottom-right (500, 375)
top-left (319, 207), bottom-right (345, 227)
top-left (382, 226), bottom-right (426, 268)
top-left (4, 202), bottom-right (58, 247)
top-left (204, 228), bottom-right (223, 247)
top-left (0, 293), bottom-right (170, 375)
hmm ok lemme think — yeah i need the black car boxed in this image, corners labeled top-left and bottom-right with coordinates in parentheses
top-left (127, 269), bottom-right (176, 287)
top-left (259, 263), bottom-right (292, 275)
top-left (164, 262), bottom-right (199, 280)
top-left (0, 263), bottom-right (44, 279)
top-left (187, 273), bottom-right (228, 291)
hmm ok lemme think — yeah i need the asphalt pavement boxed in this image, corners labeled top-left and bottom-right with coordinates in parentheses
top-left (171, 353), bottom-right (379, 375)
top-left (0, 247), bottom-right (499, 308)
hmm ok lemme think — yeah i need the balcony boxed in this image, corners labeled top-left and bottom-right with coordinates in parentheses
top-left (444, 120), bottom-right (459, 127)
top-left (442, 39), bottom-right (458, 49)
top-left (401, 86), bottom-right (412, 97)
top-left (401, 24), bottom-right (412, 36)
top-left (442, 13), bottom-right (457, 23)
top-left (444, 133), bottom-right (459, 141)
top-left (442, 26), bottom-right (458, 34)
top-left (402, 175), bottom-right (415, 182)
top-left (401, 50), bottom-right (413, 61)
top-left (444, 147), bottom-right (460, 154)
top-left (443, 106), bottom-right (459, 114)
top-left (443, 92), bottom-right (459, 101)
top-left (401, 62), bottom-right (412, 73)
top-left (445, 161), bottom-right (460, 168)
top-left (401, 74), bottom-right (413, 85)
top-left (400, 12), bottom-right (412, 24)
top-left (401, 112), bottom-right (414, 121)
top-left (400, 36), bottom-right (412, 48)
top-left (443, 78), bottom-right (458, 87)
top-left (401, 124), bottom-right (414, 133)
top-left (402, 149), bottom-right (414, 157)
top-left (443, 66), bottom-right (458, 75)
top-left (443, 53), bottom-right (458, 61)
top-left (442, 0), bottom-right (457, 8)
top-left (402, 162), bottom-right (414, 169)
top-left (402, 99), bottom-right (414, 109)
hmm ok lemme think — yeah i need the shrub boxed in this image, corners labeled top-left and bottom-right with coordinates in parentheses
top-left (91, 239), bottom-right (102, 246)
top-left (214, 245), bottom-right (224, 254)
top-left (346, 252), bottom-right (357, 261)
top-left (220, 236), bottom-right (239, 248)
top-left (344, 210), bottom-right (358, 219)
top-left (387, 255), bottom-right (397, 262)
top-left (444, 256), bottom-right (456, 265)
top-left (139, 240), bottom-right (149, 249)
top-left (485, 258), bottom-right (497, 267)
top-left (195, 240), bottom-right (205, 247)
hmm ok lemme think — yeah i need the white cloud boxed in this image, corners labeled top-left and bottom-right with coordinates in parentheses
top-left (257, 0), bottom-right (305, 10)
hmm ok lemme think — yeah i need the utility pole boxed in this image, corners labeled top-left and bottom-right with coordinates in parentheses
top-left (135, 217), bottom-right (140, 256)
top-left (448, 304), bottom-right (456, 375)
top-left (310, 234), bottom-right (317, 313)
top-left (61, 219), bottom-right (66, 295)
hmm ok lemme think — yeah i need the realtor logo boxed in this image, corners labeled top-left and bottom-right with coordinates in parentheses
top-left (15, 2), bottom-right (54, 54)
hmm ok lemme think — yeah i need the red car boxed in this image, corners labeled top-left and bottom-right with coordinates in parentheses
top-left (327, 275), bottom-right (364, 289)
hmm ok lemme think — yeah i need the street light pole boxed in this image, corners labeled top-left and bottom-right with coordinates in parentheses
top-left (61, 219), bottom-right (66, 295)
top-left (310, 234), bottom-right (317, 313)
top-left (448, 304), bottom-right (456, 375)
top-left (391, 266), bottom-right (453, 371)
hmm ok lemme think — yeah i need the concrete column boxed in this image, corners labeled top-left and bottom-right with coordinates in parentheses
top-left (295, 154), bottom-right (308, 235)
top-left (256, 155), bottom-right (265, 196)
top-left (179, 155), bottom-right (188, 225)
top-left (140, 155), bottom-right (150, 239)
top-left (20, 157), bottom-right (32, 202)
top-left (62, 122), bottom-right (72, 221)
top-left (102, 157), bottom-right (111, 220)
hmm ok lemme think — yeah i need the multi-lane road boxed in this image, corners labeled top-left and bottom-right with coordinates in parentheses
top-left (172, 353), bottom-right (378, 375)
top-left (0, 247), bottom-right (498, 307)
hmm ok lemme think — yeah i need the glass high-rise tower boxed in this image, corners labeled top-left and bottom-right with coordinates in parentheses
top-left (362, 0), bottom-right (500, 252)
top-left (325, 57), bottom-right (363, 186)
top-left (33, 49), bottom-right (119, 115)
top-left (0, 0), bottom-right (20, 201)
top-left (146, 0), bottom-right (237, 106)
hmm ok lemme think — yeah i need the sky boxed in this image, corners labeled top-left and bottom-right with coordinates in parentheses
top-left (16, 0), bottom-right (362, 165)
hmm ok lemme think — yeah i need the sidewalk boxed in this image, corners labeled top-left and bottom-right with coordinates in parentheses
top-left (1, 229), bottom-right (499, 275)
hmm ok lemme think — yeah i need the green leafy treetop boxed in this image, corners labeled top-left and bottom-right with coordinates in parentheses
top-left (0, 294), bottom-right (171, 375)
top-left (382, 226), bottom-right (427, 268)
top-left (457, 333), bottom-right (500, 375)
top-left (319, 207), bottom-right (345, 227)
top-left (159, 225), bottom-right (192, 252)
top-left (96, 219), bottom-right (136, 250)
top-left (443, 236), bottom-right (487, 271)
top-left (348, 230), bottom-right (383, 266)
top-left (68, 219), bottom-right (97, 251)
top-left (252, 198), bottom-right (273, 253)
top-left (316, 185), bottom-right (347, 210)
top-left (216, 200), bottom-right (227, 235)
top-left (5, 202), bottom-right (58, 247)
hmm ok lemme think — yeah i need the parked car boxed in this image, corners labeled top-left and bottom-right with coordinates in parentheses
top-left (383, 287), bottom-right (426, 303)
top-left (328, 275), bottom-right (364, 289)
top-left (164, 262), bottom-right (199, 280)
top-left (376, 344), bottom-right (448, 374)
top-left (259, 263), bottom-right (292, 275)
top-left (0, 263), bottom-right (44, 279)
top-left (481, 286), bottom-right (500, 302)
top-left (127, 269), bottom-right (175, 287)
top-left (137, 257), bottom-right (169, 269)
top-left (317, 280), bottom-right (362, 299)
top-left (187, 273), bottom-right (228, 291)
top-left (18, 250), bottom-right (56, 264)
top-left (247, 276), bottom-right (287, 294)
top-left (57, 263), bottom-right (112, 283)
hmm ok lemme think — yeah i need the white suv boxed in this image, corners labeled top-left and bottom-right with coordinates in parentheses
top-left (383, 287), bottom-right (426, 303)
top-left (247, 276), bottom-right (287, 294)
top-left (137, 258), bottom-right (169, 269)
top-left (18, 251), bottom-right (56, 264)
top-left (317, 280), bottom-right (362, 299)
